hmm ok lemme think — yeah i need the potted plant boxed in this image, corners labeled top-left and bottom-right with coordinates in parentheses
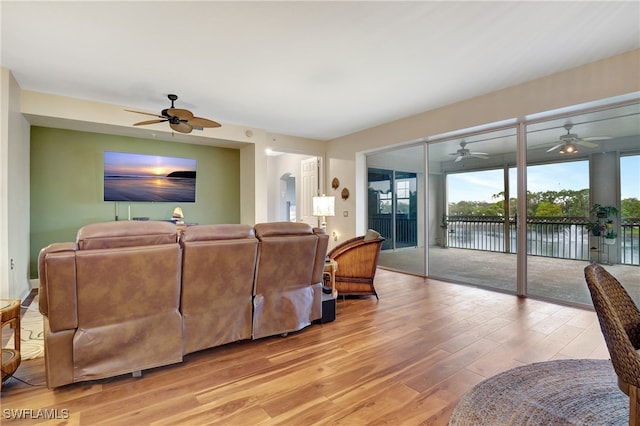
top-left (440, 214), bottom-right (449, 248)
top-left (440, 214), bottom-right (448, 229)
top-left (588, 204), bottom-right (618, 237)
top-left (587, 222), bottom-right (604, 236)
top-left (590, 204), bottom-right (618, 219)
top-left (604, 230), bottom-right (617, 245)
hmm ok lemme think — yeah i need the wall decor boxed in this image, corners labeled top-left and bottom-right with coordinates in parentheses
top-left (341, 188), bottom-right (350, 200)
top-left (104, 151), bottom-right (197, 202)
top-left (332, 177), bottom-right (340, 190)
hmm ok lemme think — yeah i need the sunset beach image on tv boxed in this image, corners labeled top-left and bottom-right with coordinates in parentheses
top-left (104, 151), bottom-right (197, 202)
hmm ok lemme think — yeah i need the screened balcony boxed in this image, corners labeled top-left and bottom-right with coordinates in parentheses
top-left (369, 98), bottom-right (639, 308)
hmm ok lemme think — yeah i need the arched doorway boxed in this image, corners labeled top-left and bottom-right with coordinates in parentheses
top-left (280, 173), bottom-right (296, 222)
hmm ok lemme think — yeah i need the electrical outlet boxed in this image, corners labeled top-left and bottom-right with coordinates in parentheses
top-left (10, 258), bottom-right (15, 270)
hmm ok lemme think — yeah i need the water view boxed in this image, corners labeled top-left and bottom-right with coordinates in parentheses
top-left (104, 175), bottom-right (196, 202)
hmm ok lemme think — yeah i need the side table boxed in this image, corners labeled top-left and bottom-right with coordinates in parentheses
top-left (1, 299), bottom-right (21, 386)
top-left (323, 259), bottom-right (338, 298)
top-left (321, 259), bottom-right (338, 323)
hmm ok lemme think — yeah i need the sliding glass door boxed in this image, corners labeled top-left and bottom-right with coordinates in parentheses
top-left (620, 154), bottom-right (639, 306)
top-left (426, 128), bottom-right (518, 292)
top-left (524, 103), bottom-right (640, 305)
top-left (620, 154), bottom-right (640, 268)
top-left (367, 145), bottom-right (425, 275)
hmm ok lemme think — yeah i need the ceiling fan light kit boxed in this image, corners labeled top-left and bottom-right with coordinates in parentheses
top-left (559, 143), bottom-right (578, 154)
top-left (126, 94), bottom-right (221, 134)
top-left (546, 123), bottom-right (610, 154)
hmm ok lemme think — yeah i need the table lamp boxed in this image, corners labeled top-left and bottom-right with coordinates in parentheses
top-left (312, 195), bottom-right (335, 230)
top-left (172, 207), bottom-right (184, 225)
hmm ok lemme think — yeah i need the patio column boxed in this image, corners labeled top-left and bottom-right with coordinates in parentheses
top-left (590, 151), bottom-right (620, 264)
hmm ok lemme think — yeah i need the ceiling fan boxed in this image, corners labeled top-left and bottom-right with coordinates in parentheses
top-left (126, 94), bottom-right (221, 134)
top-left (546, 123), bottom-right (610, 154)
top-left (449, 141), bottom-right (489, 162)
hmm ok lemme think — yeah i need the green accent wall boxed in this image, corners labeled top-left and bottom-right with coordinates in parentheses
top-left (30, 126), bottom-right (241, 277)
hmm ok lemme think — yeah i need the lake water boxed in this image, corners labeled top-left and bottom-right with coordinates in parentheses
top-left (104, 175), bottom-right (196, 202)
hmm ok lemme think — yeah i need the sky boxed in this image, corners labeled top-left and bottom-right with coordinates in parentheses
top-left (448, 156), bottom-right (639, 203)
top-left (104, 151), bottom-right (196, 177)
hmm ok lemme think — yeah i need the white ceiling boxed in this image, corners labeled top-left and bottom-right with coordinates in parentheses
top-left (2, 1), bottom-right (639, 141)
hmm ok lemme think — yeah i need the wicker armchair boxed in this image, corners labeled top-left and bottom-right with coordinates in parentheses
top-left (584, 263), bottom-right (640, 426)
top-left (327, 230), bottom-right (385, 299)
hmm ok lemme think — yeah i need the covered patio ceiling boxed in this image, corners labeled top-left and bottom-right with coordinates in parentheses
top-left (367, 98), bottom-right (640, 172)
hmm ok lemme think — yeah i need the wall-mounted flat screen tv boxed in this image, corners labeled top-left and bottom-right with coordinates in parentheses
top-left (104, 151), bottom-right (197, 202)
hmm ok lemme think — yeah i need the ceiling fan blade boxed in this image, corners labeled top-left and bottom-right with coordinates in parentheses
top-left (469, 154), bottom-right (488, 159)
top-left (577, 140), bottom-right (598, 148)
top-left (125, 109), bottom-right (163, 118)
top-left (455, 155), bottom-right (463, 162)
top-left (469, 151), bottom-right (488, 156)
top-left (583, 136), bottom-right (611, 141)
top-left (188, 117), bottom-right (222, 128)
top-left (170, 122), bottom-right (193, 134)
top-left (546, 143), bottom-right (563, 152)
top-left (133, 119), bottom-right (167, 126)
top-left (168, 108), bottom-right (194, 120)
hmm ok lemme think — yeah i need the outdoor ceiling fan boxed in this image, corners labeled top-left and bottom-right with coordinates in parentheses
top-left (449, 141), bottom-right (489, 162)
top-left (546, 123), bottom-right (610, 154)
top-left (126, 94), bottom-right (221, 134)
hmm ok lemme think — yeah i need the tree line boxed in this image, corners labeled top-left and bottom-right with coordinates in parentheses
top-left (448, 188), bottom-right (640, 218)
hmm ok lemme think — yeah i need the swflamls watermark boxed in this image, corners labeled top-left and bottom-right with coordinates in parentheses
top-left (3, 408), bottom-right (70, 420)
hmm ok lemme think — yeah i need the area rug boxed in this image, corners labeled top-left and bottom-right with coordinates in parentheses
top-left (3, 296), bottom-right (44, 360)
top-left (449, 359), bottom-right (628, 425)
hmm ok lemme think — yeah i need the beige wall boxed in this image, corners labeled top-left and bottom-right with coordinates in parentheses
top-left (325, 49), bottom-right (640, 241)
top-left (1, 68), bottom-right (31, 299)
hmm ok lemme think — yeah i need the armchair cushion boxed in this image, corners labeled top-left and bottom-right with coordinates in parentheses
top-left (364, 229), bottom-right (381, 241)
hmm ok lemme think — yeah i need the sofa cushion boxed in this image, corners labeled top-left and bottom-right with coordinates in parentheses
top-left (76, 221), bottom-right (177, 250)
top-left (180, 224), bottom-right (255, 242)
top-left (254, 221), bottom-right (313, 238)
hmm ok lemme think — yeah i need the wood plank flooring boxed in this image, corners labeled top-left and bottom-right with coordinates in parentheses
top-left (1, 269), bottom-right (609, 425)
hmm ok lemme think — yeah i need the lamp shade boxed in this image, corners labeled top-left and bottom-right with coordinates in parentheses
top-left (312, 196), bottom-right (335, 217)
top-left (172, 207), bottom-right (184, 219)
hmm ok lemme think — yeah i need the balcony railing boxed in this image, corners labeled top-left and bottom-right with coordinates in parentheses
top-left (621, 217), bottom-right (640, 265)
top-left (369, 214), bottom-right (417, 249)
top-left (369, 214), bottom-right (640, 266)
top-left (443, 215), bottom-right (640, 266)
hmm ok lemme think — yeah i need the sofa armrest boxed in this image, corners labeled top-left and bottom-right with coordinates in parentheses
top-left (38, 242), bottom-right (78, 331)
top-left (311, 228), bottom-right (329, 284)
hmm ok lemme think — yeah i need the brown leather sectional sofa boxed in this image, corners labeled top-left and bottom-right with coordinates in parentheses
top-left (38, 220), bottom-right (328, 388)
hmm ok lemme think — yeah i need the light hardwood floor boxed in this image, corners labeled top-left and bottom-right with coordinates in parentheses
top-left (1, 269), bottom-right (610, 425)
